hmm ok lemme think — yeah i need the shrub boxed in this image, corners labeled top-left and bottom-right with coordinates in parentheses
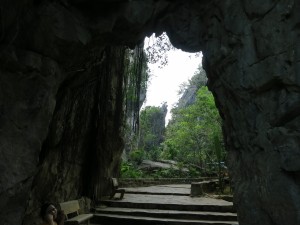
top-left (121, 162), bottom-right (144, 178)
top-left (129, 149), bottom-right (145, 165)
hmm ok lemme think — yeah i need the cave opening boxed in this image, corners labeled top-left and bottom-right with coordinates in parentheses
top-left (0, 1), bottom-right (299, 225)
top-left (122, 31), bottom-right (227, 188)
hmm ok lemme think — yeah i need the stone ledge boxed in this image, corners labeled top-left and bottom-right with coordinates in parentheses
top-left (119, 177), bottom-right (217, 187)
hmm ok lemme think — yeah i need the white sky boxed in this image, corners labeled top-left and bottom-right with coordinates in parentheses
top-left (143, 47), bottom-right (202, 123)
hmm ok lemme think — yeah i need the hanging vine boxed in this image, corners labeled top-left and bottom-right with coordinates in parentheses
top-left (124, 45), bottom-right (149, 134)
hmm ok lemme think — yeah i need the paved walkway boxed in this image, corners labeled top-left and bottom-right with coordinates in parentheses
top-left (95, 184), bottom-right (237, 225)
top-left (124, 184), bottom-right (191, 195)
top-left (114, 193), bottom-right (233, 206)
top-left (109, 184), bottom-right (234, 207)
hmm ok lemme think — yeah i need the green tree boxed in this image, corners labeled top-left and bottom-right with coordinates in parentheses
top-left (145, 32), bottom-right (175, 68)
top-left (162, 86), bottom-right (225, 170)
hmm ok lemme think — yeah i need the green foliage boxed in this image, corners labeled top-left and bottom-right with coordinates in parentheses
top-left (144, 32), bottom-right (201, 68)
top-left (124, 47), bottom-right (150, 134)
top-left (121, 162), bottom-right (144, 178)
top-left (162, 86), bottom-right (225, 169)
top-left (123, 46), bottom-right (225, 181)
top-left (120, 161), bottom-right (196, 179)
top-left (145, 32), bottom-right (174, 68)
top-left (145, 147), bottom-right (162, 161)
top-left (139, 105), bottom-right (167, 158)
top-left (151, 167), bottom-right (181, 178)
top-left (129, 149), bottom-right (145, 165)
top-left (188, 166), bottom-right (202, 177)
top-left (211, 132), bottom-right (226, 192)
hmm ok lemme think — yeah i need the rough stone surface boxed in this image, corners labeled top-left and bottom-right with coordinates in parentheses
top-left (138, 160), bottom-right (188, 172)
top-left (201, 1), bottom-right (300, 225)
top-left (0, 0), bottom-right (299, 225)
top-left (191, 181), bottom-right (217, 197)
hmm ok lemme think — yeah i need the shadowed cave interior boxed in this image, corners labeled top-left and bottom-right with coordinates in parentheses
top-left (0, 1), bottom-right (299, 225)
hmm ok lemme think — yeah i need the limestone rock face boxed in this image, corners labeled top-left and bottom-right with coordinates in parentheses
top-left (0, 0), bottom-right (299, 225)
top-left (0, 48), bottom-right (64, 225)
top-left (139, 104), bottom-right (167, 153)
top-left (22, 46), bottom-right (126, 225)
top-left (165, 1), bottom-right (300, 223)
top-left (200, 2), bottom-right (300, 225)
top-left (177, 85), bottom-right (198, 108)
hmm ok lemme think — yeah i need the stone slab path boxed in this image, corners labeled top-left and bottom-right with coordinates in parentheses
top-left (92, 183), bottom-right (238, 224)
top-left (109, 193), bottom-right (233, 207)
top-left (124, 184), bottom-right (191, 195)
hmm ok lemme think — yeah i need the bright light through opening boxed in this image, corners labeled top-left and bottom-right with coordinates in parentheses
top-left (143, 33), bottom-right (203, 124)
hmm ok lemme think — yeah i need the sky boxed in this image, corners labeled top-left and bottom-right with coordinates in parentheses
top-left (142, 47), bottom-right (202, 123)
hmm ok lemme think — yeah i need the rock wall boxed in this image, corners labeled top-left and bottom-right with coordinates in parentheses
top-left (0, 0), bottom-right (299, 225)
top-left (22, 46), bottom-right (126, 225)
top-left (200, 1), bottom-right (300, 224)
top-left (139, 104), bottom-right (167, 153)
top-left (176, 68), bottom-right (208, 109)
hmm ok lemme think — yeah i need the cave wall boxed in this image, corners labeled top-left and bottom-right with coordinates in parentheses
top-left (201, 1), bottom-right (300, 224)
top-left (0, 0), bottom-right (299, 225)
top-left (22, 45), bottom-right (126, 225)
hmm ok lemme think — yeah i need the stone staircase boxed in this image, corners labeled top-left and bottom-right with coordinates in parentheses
top-left (91, 185), bottom-right (238, 225)
top-left (92, 206), bottom-right (238, 225)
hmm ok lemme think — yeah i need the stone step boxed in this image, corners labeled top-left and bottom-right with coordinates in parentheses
top-left (91, 213), bottom-right (239, 225)
top-left (123, 184), bottom-right (192, 196)
top-left (95, 207), bottom-right (238, 221)
top-left (125, 190), bottom-right (190, 196)
top-left (100, 200), bottom-right (236, 213)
